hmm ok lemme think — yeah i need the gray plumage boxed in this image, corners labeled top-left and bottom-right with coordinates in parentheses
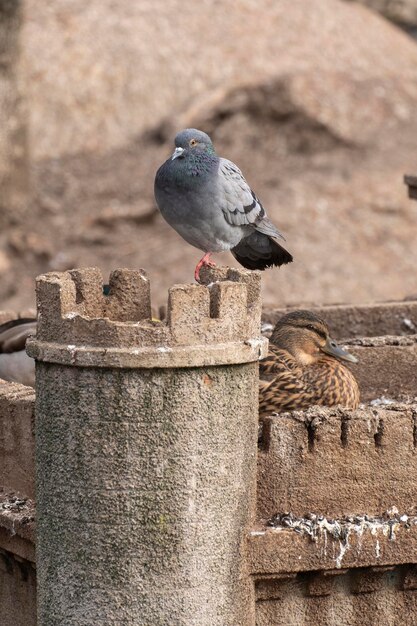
top-left (0, 318), bottom-right (36, 387)
top-left (154, 129), bottom-right (293, 279)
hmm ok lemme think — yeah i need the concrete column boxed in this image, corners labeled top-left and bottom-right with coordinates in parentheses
top-left (27, 266), bottom-right (267, 626)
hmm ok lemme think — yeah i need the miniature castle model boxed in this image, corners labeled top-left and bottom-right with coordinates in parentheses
top-left (0, 266), bottom-right (417, 625)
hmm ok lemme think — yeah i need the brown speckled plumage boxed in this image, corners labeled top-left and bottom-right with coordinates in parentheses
top-left (259, 311), bottom-right (360, 416)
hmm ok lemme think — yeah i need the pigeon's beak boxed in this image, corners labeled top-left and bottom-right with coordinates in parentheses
top-left (321, 336), bottom-right (358, 363)
top-left (171, 147), bottom-right (185, 160)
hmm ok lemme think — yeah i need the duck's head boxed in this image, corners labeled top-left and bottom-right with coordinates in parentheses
top-left (270, 310), bottom-right (358, 366)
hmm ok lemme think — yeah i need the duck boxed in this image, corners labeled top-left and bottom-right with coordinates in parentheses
top-left (259, 310), bottom-right (359, 416)
top-left (0, 318), bottom-right (37, 387)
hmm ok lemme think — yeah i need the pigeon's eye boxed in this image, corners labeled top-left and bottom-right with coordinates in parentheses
top-left (189, 139), bottom-right (198, 147)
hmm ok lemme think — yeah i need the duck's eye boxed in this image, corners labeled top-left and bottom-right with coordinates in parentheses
top-left (189, 139), bottom-right (198, 147)
top-left (306, 324), bottom-right (327, 340)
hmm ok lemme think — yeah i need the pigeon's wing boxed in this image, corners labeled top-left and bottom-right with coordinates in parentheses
top-left (0, 319), bottom-right (37, 354)
top-left (218, 159), bottom-right (285, 240)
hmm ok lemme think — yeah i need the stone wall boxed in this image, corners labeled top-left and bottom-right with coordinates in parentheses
top-left (0, 290), bottom-right (416, 625)
top-left (0, 380), bottom-right (35, 626)
top-left (0, 547), bottom-right (36, 626)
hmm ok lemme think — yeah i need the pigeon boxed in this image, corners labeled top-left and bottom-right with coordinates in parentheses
top-left (0, 318), bottom-right (37, 387)
top-left (154, 128), bottom-right (293, 281)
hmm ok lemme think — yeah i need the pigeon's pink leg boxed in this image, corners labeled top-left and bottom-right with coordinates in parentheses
top-left (194, 252), bottom-right (216, 282)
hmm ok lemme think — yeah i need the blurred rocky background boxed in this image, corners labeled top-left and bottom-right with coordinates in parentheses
top-left (353, 0), bottom-right (417, 31)
top-left (1, 0), bottom-right (417, 311)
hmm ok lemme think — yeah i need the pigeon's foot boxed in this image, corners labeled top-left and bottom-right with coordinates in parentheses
top-left (194, 252), bottom-right (216, 282)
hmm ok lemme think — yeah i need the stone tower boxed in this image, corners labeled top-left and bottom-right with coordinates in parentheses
top-left (27, 266), bottom-right (266, 626)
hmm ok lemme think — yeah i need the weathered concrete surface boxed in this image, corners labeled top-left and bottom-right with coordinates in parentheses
top-left (36, 364), bottom-right (257, 626)
top-left (0, 377), bottom-right (35, 569)
top-left (0, 491), bottom-right (35, 561)
top-left (258, 404), bottom-right (417, 520)
top-left (27, 267), bottom-right (267, 367)
top-left (0, 526), bottom-right (34, 564)
top-left (254, 563), bottom-right (417, 626)
top-left (346, 336), bottom-right (417, 401)
top-left (0, 549), bottom-right (36, 626)
top-left (33, 267), bottom-right (260, 626)
top-left (262, 300), bottom-right (417, 340)
top-left (0, 381), bottom-right (35, 498)
top-left (250, 522), bottom-right (417, 574)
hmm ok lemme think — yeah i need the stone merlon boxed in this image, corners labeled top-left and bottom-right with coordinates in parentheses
top-left (26, 266), bottom-right (268, 368)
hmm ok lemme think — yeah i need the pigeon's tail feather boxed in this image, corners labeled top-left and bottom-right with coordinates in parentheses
top-left (231, 232), bottom-right (293, 270)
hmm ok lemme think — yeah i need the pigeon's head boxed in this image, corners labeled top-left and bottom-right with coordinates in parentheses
top-left (171, 129), bottom-right (215, 160)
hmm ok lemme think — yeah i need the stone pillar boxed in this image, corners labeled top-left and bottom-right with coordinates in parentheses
top-left (27, 266), bottom-right (267, 626)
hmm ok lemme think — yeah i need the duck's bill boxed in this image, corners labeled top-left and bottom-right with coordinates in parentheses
top-left (321, 336), bottom-right (358, 363)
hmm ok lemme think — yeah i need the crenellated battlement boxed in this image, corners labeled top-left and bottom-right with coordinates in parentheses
top-left (27, 266), bottom-right (267, 368)
top-left (2, 272), bottom-right (417, 626)
top-left (35, 267), bottom-right (151, 331)
top-left (258, 402), bottom-right (417, 521)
